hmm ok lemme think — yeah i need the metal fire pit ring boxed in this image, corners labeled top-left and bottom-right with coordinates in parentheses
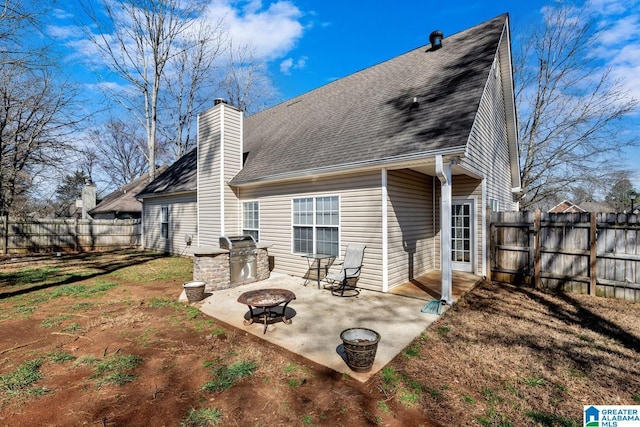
top-left (237, 288), bottom-right (296, 334)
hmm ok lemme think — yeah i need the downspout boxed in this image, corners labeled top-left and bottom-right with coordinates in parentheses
top-left (481, 179), bottom-right (487, 277)
top-left (381, 168), bottom-right (388, 292)
top-left (435, 155), bottom-right (453, 305)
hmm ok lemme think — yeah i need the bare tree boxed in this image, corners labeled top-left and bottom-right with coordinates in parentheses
top-left (80, 0), bottom-right (209, 181)
top-left (0, 0), bottom-right (41, 53)
top-left (89, 118), bottom-right (149, 189)
top-left (514, 3), bottom-right (638, 210)
top-left (0, 61), bottom-right (82, 249)
top-left (222, 43), bottom-right (277, 115)
top-left (159, 19), bottom-right (227, 159)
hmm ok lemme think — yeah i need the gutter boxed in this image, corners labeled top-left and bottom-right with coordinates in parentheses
top-left (135, 189), bottom-right (197, 201)
top-left (230, 146), bottom-right (466, 187)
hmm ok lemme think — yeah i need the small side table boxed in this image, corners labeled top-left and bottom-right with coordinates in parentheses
top-left (237, 289), bottom-right (296, 334)
top-left (302, 253), bottom-right (334, 288)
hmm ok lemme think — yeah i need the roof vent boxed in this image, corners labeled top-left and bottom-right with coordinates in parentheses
top-left (214, 98), bottom-right (227, 106)
top-left (429, 30), bottom-right (443, 50)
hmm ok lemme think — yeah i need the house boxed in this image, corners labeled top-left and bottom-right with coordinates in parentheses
top-left (89, 168), bottom-right (166, 220)
top-left (137, 14), bottom-right (521, 300)
top-left (548, 200), bottom-right (615, 213)
top-left (548, 200), bottom-right (587, 213)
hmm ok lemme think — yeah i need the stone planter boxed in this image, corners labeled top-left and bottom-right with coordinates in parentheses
top-left (340, 327), bottom-right (380, 372)
top-left (183, 281), bottom-right (206, 302)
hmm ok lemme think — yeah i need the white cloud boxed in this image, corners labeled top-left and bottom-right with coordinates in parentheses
top-left (587, 0), bottom-right (640, 104)
top-left (46, 24), bottom-right (83, 40)
top-left (52, 8), bottom-right (74, 20)
top-left (597, 15), bottom-right (640, 45)
top-left (279, 56), bottom-right (307, 74)
top-left (202, 0), bottom-right (304, 60)
top-left (587, 0), bottom-right (632, 15)
top-left (280, 57), bottom-right (293, 74)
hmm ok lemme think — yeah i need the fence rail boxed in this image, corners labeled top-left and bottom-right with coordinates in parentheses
top-left (1, 218), bottom-right (141, 254)
top-left (489, 210), bottom-right (640, 302)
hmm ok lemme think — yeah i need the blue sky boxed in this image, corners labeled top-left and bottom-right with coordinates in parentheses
top-left (47, 0), bottom-right (640, 188)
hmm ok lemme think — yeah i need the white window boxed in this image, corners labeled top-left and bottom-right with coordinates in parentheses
top-left (161, 206), bottom-right (169, 239)
top-left (293, 196), bottom-right (339, 256)
top-left (243, 201), bottom-right (259, 241)
top-left (489, 198), bottom-right (500, 212)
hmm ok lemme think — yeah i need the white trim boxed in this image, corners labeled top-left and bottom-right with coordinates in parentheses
top-left (451, 197), bottom-right (476, 273)
top-left (482, 179), bottom-right (487, 277)
top-left (290, 194), bottom-right (340, 256)
top-left (231, 147), bottom-right (466, 187)
top-left (140, 204), bottom-right (145, 249)
top-left (436, 155), bottom-right (453, 304)
top-left (381, 168), bottom-right (388, 292)
top-left (242, 200), bottom-right (260, 241)
top-left (196, 114), bottom-right (200, 247)
top-left (219, 106), bottom-right (225, 236)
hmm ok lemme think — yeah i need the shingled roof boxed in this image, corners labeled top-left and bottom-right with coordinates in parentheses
top-left (138, 14), bottom-right (510, 196)
top-left (90, 167), bottom-right (166, 215)
top-left (136, 148), bottom-right (197, 198)
top-left (231, 14), bottom-right (508, 185)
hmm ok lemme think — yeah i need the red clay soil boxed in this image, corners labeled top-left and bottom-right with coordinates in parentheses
top-left (0, 253), bottom-right (438, 426)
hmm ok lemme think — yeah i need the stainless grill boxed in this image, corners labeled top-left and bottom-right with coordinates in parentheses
top-left (219, 235), bottom-right (257, 284)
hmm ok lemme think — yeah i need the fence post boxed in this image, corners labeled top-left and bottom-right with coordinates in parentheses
top-left (75, 218), bottom-right (79, 252)
top-left (534, 209), bottom-right (541, 289)
top-left (1, 215), bottom-right (5, 254)
top-left (589, 213), bottom-right (597, 296)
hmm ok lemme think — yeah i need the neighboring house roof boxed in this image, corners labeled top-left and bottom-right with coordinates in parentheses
top-left (579, 201), bottom-right (616, 213)
top-left (231, 14), bottom-right (510, 185)
top-left (548, 200), bottom-right (587, 213)
top-left (548, 200), bottom-right (616, 213)
top-left (136, 148), bottom-right (197, 198)
top-left (90, 167), bottom-right (167, 215)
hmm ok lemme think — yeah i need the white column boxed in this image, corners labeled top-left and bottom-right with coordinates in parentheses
top-left (436, 155), bottom-right (453, 304)
top-left (381, 168), bottom-right (389, 293)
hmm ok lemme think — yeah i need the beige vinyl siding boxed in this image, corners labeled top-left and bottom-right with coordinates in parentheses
top-left (198, 106), bottom-right (222, 244)
top-left (463, 54), bottom-right (515, 211)
top-left (386, 169), bottom-right (435, 290)
top-left (239, 171), bottom-right (384, 291)
top-left (142, 193), bottom-right (197, 255)
top-left (198, 103), bottom-right (243, 244)
top-left (223, 107), bottom-right (243, 234)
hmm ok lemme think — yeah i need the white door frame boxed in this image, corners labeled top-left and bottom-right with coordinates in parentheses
top-left (451, 197), bottom-right (476, 272)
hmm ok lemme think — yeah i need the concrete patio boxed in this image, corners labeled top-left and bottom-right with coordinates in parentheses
top-left (191, 271), bottom-right (480, 382)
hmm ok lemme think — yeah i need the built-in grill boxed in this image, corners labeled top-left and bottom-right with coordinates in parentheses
top-left (219, 235), bottom-right (257, 285)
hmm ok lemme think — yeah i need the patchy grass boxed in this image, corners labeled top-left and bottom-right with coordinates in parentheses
top-left (384, 280), bottom-right (640, 426)
top-left (179, 408), bottom-right (223, 427)
top-left (108, 256), bottom-right (192, 282)
top-left (1, 251), bottom-right (637, 426)
top-left (202, 360), bottom-right (258, 393)
top-left (89, 354), bottom-right (143, 386)
top-left (0, 359), bottom-right (48, 398)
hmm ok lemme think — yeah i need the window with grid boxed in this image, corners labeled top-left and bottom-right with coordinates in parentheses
top-left (161, 206), bottom-right (169, 239)
top-left (293, 196), bottom-right (339, 256)
top-left (451, 203), bottom-right (471, 262)
top-left (242, 201), bottom-right (259, 241)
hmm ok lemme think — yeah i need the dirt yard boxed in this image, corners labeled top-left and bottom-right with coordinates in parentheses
top-left (0, 251), bottom-right (638, 426)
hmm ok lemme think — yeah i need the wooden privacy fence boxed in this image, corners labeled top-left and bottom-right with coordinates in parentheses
top-left (1, 218), bottom-right (141, 254)
top-left (489, 210), bottom-right (640, 302)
